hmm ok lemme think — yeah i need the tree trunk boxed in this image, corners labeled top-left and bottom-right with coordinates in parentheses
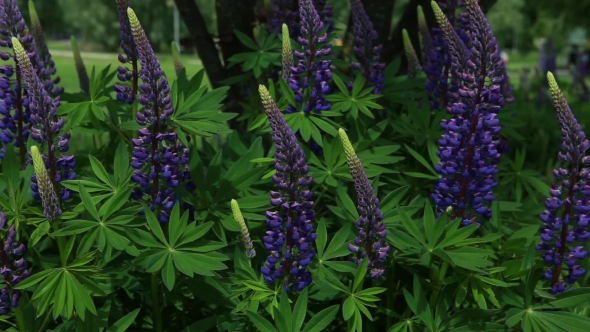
top-left (173, 0), bottom-right (225, 88)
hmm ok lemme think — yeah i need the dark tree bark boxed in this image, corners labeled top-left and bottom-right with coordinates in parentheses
top-left (173, 0), bottom-right (225, 88)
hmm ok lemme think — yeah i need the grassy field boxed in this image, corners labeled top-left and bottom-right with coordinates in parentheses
top-left (51, 46), bottom-right (205, 93)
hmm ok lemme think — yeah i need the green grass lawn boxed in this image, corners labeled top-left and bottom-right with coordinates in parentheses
top-left (52, 50), bottom-right (205, 93)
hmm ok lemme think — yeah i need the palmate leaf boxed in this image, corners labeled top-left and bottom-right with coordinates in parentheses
top-left (15, 252), bottom-right (100, 321)
top-left (132, 202), bottom-right (228, 290)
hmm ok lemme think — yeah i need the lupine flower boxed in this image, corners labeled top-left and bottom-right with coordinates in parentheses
top-left (231, 199), bottom-right (256, 258)
top-left (259, 85), bottom-right (316, 292)
top-left (312, 0), bottom-right (333, 33)
top-left (70, 36), bottom-right (89, 94)
top-left (12, 37), bottom-right (75, 202)
top-left (536, 72), bottom-right (590, 294)
top-left (349, 0), bottom-right (385, 94)
top-left (281, 23), bottom-right (293, 82)
top-left (269, 0), bottom-right (299, 38)
top-left (114, 0), bottom-right (138, 104)
top-left (0, 213), bottom-right (29, 315)
top-left (171, 41), bottom-right (184, 77)
top-left (28, 0), bottom-right (62, 96)
top-left (30, 145), bottom-right (61, 220)
top-left (430, 0), bottom-right (505, 225)
top-left (127, 8), bottom-right (193, 223)
top-left (286, 0), bottom-right (332, 114)
top-left (0, 0), bottom-right (37, 161)
top-left (339, 129), bottom-right (389, 278)
top-left (403, 29), bottom-right (421, 79)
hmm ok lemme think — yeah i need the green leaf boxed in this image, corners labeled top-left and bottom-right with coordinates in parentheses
top-left (550, 288), bottom-right (590, 308)
top-left (144, 207), bottom-right (168, 246)
top-left (106, 308), bottom-right (140, 332)
top-left (404, 144), bottom-right (437, 176)
top-left (353, 259), bottom-right (368, 292)
top-left (302, 305), bottom-right (340, 332)
top-left (162, 257), bottom-right (176, 291)
top-left (79, 183), bottom-right (100, 222)
top-left (168, 203), bottom-right (184, 247)
top-left (246, 311), bottom-right (278, 332)
top-left (292, 288), bottom-right (308, 332)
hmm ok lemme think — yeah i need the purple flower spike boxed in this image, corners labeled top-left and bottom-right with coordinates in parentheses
top-left (286, 0), bottom-right (332, 114)
top-left (259, 85), bottom-right (316, 292)
top-left (0, 217), bottom-right (30, 314)
top-left (430, 0), bottom-right (505, 225)
top-left (114, 0), bottom-right (138, 104)
top-left (349, 0), bottom-right (385, 94)
top-left (127, 8), bottom-right (193, 222)
top-left (536, 73), bottom-right (590, 294)
top-left (339, 129), bottom-right (389, 278)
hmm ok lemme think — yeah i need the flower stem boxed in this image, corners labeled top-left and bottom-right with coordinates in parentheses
top-left (151, 273), bottom-right (162, 332)
top-left (52, 221), bottom-right (67, 266)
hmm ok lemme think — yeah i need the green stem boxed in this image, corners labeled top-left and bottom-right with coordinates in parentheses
top-left (38, 309), bottom-right (52, 332)
top-left (151, 273), bottom-right (162, 332)
top-left (52, 221), bottom-right (67, 266)
top-left (14, 306), bottom-right (26, 331)
top-left (429, 260), bottom-right (450, 307)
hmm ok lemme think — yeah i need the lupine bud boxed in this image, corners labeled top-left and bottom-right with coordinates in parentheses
top-left (31, 146), bottom-right (61, 220)
top-left (171, 41), bottom-right (184, 77)
top-left (403, 29), bottom-right (421, 79)
top-left (281, 24), bottom-right (293, 82)
top-left (70, 36), bottom-right (89, 94)
top-left (28, 0), bottom-right (62, 96)
top-left (536, 72), bottom-right (590, 294)
top-left (231, 199), bottom-right (256, 258)
top-left (259, 85), bottom-right (316, 292)
top-left (339, 129), bottom-right (389, 278)
top-left (0, 217), bottom-right (29, 314)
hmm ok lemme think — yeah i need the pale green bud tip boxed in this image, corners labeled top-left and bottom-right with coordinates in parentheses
top-left (127, 8), bottom-right (139, 29)
top-left (417, 5), bottom-right (425, 21)
top-left (338, 129), bottom-right (356, 160)
top-left (11, 38), bottom-right (26, 60)
top-left (445, 206), bottom-right (453, 213)
top-left (230, 199), bottom-right (244, 223)
top-left (402, 29), bottom-right (411, 47)
top-left (259, 85), bottom-right (271, 103)
top-left (30, 146), bottom-right (46, 176)
top-left (431, 1), bottom-right (444, 19)
top-left (547, 72), bottom-right (559, 92)
top-left (28, 1), bottom-right (41, 26)
top-left (282, 24), bottom-right (289, 38)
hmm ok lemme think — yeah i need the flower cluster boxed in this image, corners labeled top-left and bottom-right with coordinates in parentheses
top-left (259, 85), bottom-right (316, 292)
top-left (13, 37), bottom-right (75, 203)
top-left (339, 129), bottom-right (389, 278)
top-left (349, 0), bottom-right (385, 94)
top-left (536, 73), bottom-right (590, 294)
top-left (0, 0), bottom-right (36, 158)
top-left (0, 212), bottom-right (29, 315)
top-left (231, 199), bottom-right (256, 258)
top-left (31, 145), bottom-right (61, 220)
top-left (127, 8), bottom-right (193, 223)
top-left (269, 0), bottom-right (299, 38)
top-left (28, 1), bottom-right (62, 96)
top-left (114, 0), bottom-right (138, 104)
top-left (431, 0), bottom-right (505, 225)
top-left (286, 0), bottom-right (332, 114)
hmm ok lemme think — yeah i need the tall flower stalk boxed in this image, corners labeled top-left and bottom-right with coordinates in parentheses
top-left (269, 0), bottom-right (299, 38)
top-left (259, 85), bottom-right (316, 292)
top-left (127, 8), bottom-right (193, 223)
top-left (339, 129), bottom-right (389, 278)
top-left (403, 29), bottom-right (422, 79)
top-left (231, 199), bottom-right (256, 258)
top-left (114, 0), bottom-right (138, 104)
top-left (430, 0), bottom-right (505, 225)
top-left (536, 72), bottom-right (589, 294)
top-left (0, 0), bottom-right (36, 166)
top-left (70, 36), bottom-right (89, 94)
top-left (286, 0), bottom-right (332, 114)
top-left (349, 0), bottom-right (385, 94)
top-left (13, 37), bottom-right (75, 202)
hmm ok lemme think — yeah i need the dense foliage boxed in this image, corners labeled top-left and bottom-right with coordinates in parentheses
top-left (0, 0), bottom-right (589, 331)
